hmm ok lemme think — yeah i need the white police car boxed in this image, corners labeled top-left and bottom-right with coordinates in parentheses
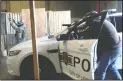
top-left (6, 11), bottom-right (122, 80)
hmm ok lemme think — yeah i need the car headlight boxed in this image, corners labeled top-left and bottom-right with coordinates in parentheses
top-left (9, 50), bottom-right (21, 56)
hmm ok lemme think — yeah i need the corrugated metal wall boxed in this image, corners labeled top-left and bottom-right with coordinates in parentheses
top-left (47, 11), bottom-right (71, 35)
top-left (1, 9), bottom-right (71, 50)
top-left (6, 13), bottom-right (22, 34)
top-left (22, 8), bottom-right (71, 39)
top-left (1, 13), bottom-right (22, 50)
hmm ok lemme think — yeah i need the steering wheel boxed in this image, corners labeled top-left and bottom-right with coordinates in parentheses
top-left (69, 21), bottom-right (79, 39)
top-left (67, 26), bottom-right (79, 40)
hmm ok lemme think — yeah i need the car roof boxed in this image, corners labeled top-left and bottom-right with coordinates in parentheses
top-left (109, 13), bottom-right (122, 17)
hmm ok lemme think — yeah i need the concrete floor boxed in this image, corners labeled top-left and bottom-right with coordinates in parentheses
top-left (0, 56), bottom-right (122, 80)
top-left (0, 57), bottom-right (8, 79)
top-left (0, 56), bottom-right (19, 80)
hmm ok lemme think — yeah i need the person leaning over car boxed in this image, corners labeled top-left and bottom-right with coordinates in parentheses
top-left (83, 11), bottom-right (122, 80)
top-left (95, 19), bottom-right (122, 80)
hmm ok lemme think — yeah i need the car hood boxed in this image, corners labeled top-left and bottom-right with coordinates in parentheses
top-left (9, 32), bottom-right (122, 51)
top-left (9, 36), bottom-right (57, 51)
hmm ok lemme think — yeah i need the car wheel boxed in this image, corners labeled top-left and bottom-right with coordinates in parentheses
top-left (38, 56), bottom-right (57, 80)
top-left (20, 55), bottom-right (57, 80)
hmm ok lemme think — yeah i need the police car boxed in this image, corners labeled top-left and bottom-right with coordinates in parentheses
top-left (6, 11), bottom-right (122, 80)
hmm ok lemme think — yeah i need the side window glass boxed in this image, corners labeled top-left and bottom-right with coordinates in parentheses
top-left (77, 22), bottom-right (99, 40)
top-left (109, 16), bottom-right (122, 32)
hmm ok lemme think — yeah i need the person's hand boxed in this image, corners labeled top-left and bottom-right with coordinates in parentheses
top-left (12, 19), bottom-right (16, 23)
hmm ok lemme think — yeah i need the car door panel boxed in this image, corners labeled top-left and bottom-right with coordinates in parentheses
top-left (59, 39), bottom-right (97, 80)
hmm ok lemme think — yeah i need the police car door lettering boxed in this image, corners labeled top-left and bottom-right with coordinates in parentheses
top-left (81, 59), bottom-right (90, 72)
top-left (74, 56), bottom-right (80, 67)
top-left (69, 69), bottom-right (89, 80)
top-left (60, 52), bottom-right (91, 72)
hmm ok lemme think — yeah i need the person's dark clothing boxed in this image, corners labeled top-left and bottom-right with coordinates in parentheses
top-left (94, 19), bottom-right (122, 80)
top-left (97, 20), bottom-right (122, 60)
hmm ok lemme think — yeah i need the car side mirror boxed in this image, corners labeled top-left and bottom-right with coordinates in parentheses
top-left (56, 34), bottom-right (68, 41)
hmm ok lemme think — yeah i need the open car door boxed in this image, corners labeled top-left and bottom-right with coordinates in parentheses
top-left (59, 39), bottom-right (97, 80)
top-left (58, 11), bottom-right (108, 80)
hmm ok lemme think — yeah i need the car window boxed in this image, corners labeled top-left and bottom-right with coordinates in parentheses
top-left (109, 16), bottom-right (122, 32)
top-left (76, 21), bottom-right (101, 40)
top-left (57, 14), bottom-right (122, 40)
top-left (76, 15), bottom-right (122, 40)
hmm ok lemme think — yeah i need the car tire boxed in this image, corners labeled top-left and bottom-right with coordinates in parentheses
top-left (20, 55), bottom-right (57, 80)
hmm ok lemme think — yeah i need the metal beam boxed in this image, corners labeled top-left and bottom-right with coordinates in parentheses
top-left (0, 0), bottom-right (2, 64)
top-left (116, 1), bottom-right (122, 12)
top-left (29, 1), bottom-right (40, 80)
top-left (96, 0), bottom-right (100, 12)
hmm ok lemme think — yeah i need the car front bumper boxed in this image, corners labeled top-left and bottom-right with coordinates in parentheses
top-left (7, 56), bottom-right (20, 76)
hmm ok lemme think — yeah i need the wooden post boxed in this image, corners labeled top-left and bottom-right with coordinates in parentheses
top-left (29, 1), bottom-right (40, 80)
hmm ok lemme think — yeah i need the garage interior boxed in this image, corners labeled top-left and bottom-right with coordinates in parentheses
top-left (0, 1), bottom-right (122, 80)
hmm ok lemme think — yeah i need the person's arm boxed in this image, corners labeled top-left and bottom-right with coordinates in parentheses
top-left (12, 19), bottom-right (19, 26)
top-left (9, 18), bottom-right (18, 30)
